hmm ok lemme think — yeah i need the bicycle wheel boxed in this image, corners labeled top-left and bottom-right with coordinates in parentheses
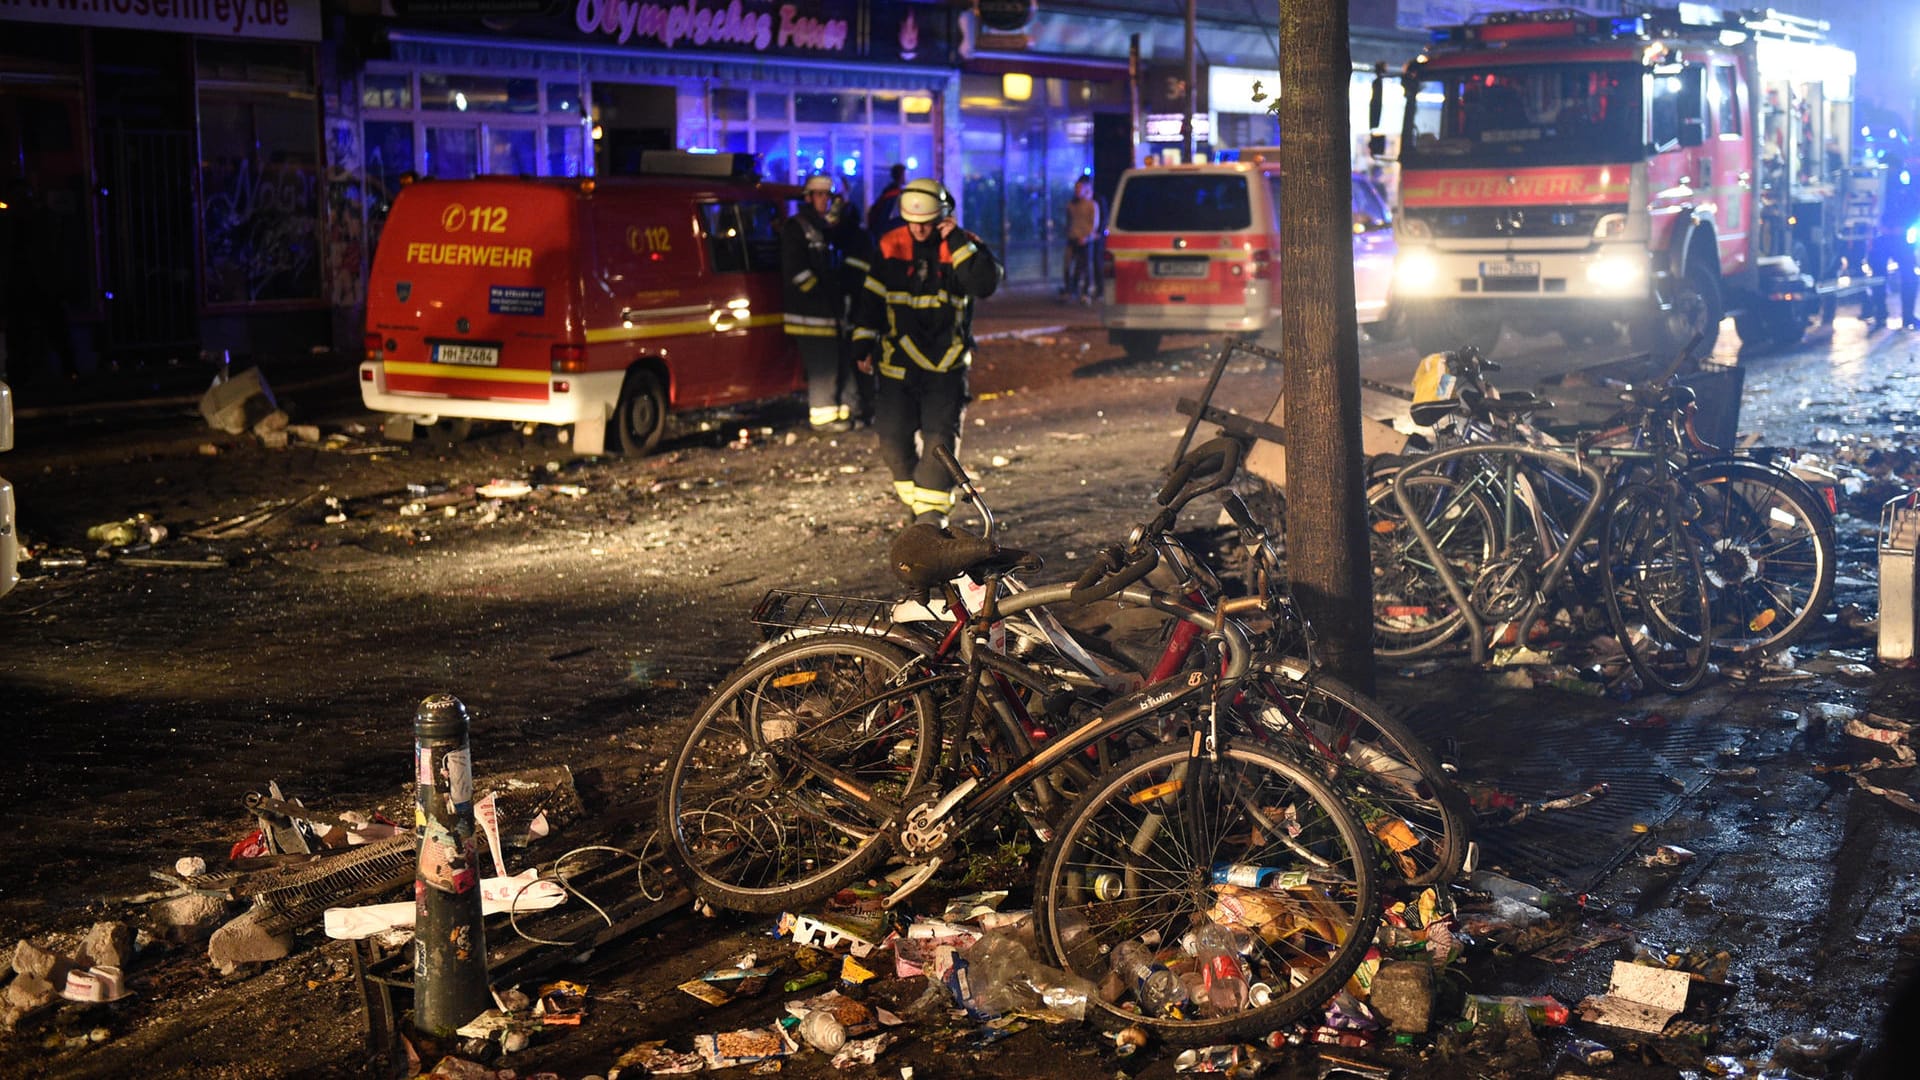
top-left (1367, 472), bottom-right (1498, 658)
top-left (1601, 484), bottom-right (1713, 694)
top-left (1033, 740), bottom-right (1381, 1043)
top-left (656, 633), bottom-right (938, 913)
top-left (1681, 459), bottom-right (1835, 658)
top-left (1246, 658), bottom-right (1470, 887)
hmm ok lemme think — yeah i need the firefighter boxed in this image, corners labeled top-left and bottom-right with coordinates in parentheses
top-left (851, 177), bottom-right (1003, 525)
top-left (1869, 152), bottom-right (1920, 330)
top-left (781, 173), bottom-right (857, 432)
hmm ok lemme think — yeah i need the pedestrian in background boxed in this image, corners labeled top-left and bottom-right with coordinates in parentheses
top-left (852, 177), bottom-right (1003, 525)
top-left (781, 173), bottom-right (858, 432)
top-left (829, 187), bottom-right (877, 425)
top-left (866, 163), bottom-right (908, 241)
top-left (1062, 176), bottom-right (1102, 305)
top-left (1869, 152), bottom-right (1919, 330)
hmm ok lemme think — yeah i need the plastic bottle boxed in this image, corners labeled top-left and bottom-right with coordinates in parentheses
top-left (1192, 923), bottom-right (1251, 1015)
top-left (1110, 940), bottom-right (1191, 1019)
top-left (1463, 993), bottom-right (1569, 1027)
top-left (1209, 863), bottom-right (1308, 890)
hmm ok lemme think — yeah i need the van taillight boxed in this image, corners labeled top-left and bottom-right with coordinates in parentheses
top-left (364, 332), bottom-right (385, 361)
top-left (551, 343), bottom-right (588, 372)
top-left (1250, 248), bottom-right (1273, 280)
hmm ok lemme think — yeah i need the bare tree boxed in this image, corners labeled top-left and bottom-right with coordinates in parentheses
top-left (1278, 0), bottom-right (1374, 689)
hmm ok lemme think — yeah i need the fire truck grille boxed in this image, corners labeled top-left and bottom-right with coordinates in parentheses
top-left (1418, 206), bottom-right (1607, 240)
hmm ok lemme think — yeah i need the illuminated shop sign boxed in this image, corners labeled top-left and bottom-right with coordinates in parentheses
top-left (573, 0), bottom-right (848, 52)
top-left (0, 0), bottom-right (321, 40)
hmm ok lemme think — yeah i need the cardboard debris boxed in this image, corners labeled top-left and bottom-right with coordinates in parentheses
top-left (776, 912), bottom-right (879, 958)
top-left (1575, 961), bottom-right (1692, 1033)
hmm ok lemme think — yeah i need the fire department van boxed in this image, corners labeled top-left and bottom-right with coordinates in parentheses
top-left (360, 153), bottom-right (802, 455)
top-left (1101, 160), bottom-right (1398, 361)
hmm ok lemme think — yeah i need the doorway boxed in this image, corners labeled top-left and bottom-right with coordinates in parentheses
top-left (595, 83), bottom-right (677, 176)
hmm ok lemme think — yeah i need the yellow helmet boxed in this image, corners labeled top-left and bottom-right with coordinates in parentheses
top-left (898, 177), bottom-right (952, 223)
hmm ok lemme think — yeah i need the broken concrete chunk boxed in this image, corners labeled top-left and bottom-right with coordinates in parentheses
top-left (207, 910), bottom-right (292, 973)
top-left (81, 921), bottom-right (134, 970)
top-left (12, 939), bottom-right (66, 981)
top-left (198, 367), bottom-right (277, 435)
top-left (4, 972), bottom-right (57, 1012)
top-left (157, 893), bottom-right (231, 944)
top-left (1369, 960), bottom-right (1434, 1033)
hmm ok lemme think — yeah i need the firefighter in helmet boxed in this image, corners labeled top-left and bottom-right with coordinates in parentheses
top-left (851, 177), bottom-right (1004, 524)
top-left (781, 172), bottom-right (859, 431)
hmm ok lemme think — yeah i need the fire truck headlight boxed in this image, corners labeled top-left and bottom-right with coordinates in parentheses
top-left (1395, 252), bottom-right (1440, 294)
top-left (1398, 216), bottom-right (1432, 241)
top-left (1592, 213), bottom-right (1630, 240)
top-left (1585, 255), bottom-right (1645, 293)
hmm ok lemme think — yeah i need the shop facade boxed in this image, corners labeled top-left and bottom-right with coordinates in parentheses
top-left (327, 0), bottom-right (958, 336)
top-left (0, 1), bottom-right (329, 379)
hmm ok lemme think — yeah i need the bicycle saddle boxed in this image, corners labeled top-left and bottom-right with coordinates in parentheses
top-left (889, 523), bottom-right (1042, 602)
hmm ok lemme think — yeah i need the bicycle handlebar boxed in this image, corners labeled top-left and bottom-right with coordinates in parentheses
top-left (1158, 436), bottom-right (1244, 511)
top-left (1068, 543), bottom-right (1161, 605)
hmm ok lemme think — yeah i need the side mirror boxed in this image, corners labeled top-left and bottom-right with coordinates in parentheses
top-left (1678, 64), bottom-right (1706, 148)
top-left (1368, 62), bottom-right (1387, 131)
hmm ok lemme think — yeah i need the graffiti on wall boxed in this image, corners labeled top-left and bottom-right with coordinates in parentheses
top-left (202, 156), bottom-right (322, 303)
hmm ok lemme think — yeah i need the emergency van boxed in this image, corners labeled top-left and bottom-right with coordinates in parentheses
top-left (1100, 161), bottom-right (1398, 361)
top-left (360, 152), bottom-right (802, 455)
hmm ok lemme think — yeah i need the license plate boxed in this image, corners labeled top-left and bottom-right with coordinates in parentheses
top-left (1151, 257), bottom-right (1209, 279)
top-left (1479, 260), bottom-right (1540, 279)
top-left (433, 343), bottom-right (500, 367)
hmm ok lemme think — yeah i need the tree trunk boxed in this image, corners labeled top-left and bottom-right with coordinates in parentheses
top-left (1278, 0), bottom-right (1375, 691)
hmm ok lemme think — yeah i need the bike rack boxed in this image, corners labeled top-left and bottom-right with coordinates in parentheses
top-left (1390, 442), bottom-right (1607, 664)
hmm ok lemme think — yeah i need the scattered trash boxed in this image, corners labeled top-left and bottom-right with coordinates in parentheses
top-left (476, 480), bottom-right (533, 499)
top-left (1174, 1043), bottom-right (1267, 1074)
top-left (1642, 844), bottom-right (1697, 868)
top-left (1575, 960), bottom-right (1693, 1033)
top-left (87, 514), bottom-right (166, 549)
top-left (1462, 993), bottom-right (1568, 1028)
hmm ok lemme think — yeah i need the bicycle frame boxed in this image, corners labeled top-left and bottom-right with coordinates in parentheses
top-left (1392, 443), bottom-right (1609, 663)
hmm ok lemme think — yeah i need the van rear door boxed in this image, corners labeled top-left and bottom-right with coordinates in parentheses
top-left (1107, 170), bottom-right (1265, 312)
top-left (368, 180), bottom-right (574, 407)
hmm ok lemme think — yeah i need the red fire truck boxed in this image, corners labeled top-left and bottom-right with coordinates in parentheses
top-left (1387, 6), bottom-right (1878, 359)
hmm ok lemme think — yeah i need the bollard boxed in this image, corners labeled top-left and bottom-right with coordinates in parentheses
top-left (413, 693), bottom-right (490, 1036)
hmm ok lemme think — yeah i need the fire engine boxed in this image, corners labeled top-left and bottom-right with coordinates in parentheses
top-left (1387, 5), bottom-right (1878, 359)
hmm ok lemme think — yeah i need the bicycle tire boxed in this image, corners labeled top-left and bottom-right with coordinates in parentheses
top-left (1246, 659), bottom-right (1471, 886)
top-left (1367, 472), bottom-right (1498, 658)
top-left (1601, 484), bottom-right (1713, 695)
top-left (656, 633), bottom-right (938, 913)
top-left (1681, 459), bottom-right (1835, 658)
top-left (1033, 740), bottom-right (1381, 1044)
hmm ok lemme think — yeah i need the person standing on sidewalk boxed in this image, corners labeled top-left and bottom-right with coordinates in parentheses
top-left (781, 173), bottom-right (858, 432)
top-left (1868, 152), bottom-right (1919, 330)
top-left (1062, 177), bottom-right (1102, 304)
top-left (851, 177), bottom-right (1003, 525)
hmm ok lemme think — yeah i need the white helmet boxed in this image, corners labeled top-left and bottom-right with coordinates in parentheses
top-left (802, 173), bottom-right (836, 195)
top-left (898, 177), bottom-right (951, 223)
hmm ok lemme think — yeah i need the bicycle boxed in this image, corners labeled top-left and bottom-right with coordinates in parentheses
top-left (1370, 345), bottom-right (1833, 661)
top-left (1376, 397), bottom-right (1715, 693)
top-left (749, 435), bottom-right (1471, 888)
top-left (657, 452), bottom-right (1384, 1042)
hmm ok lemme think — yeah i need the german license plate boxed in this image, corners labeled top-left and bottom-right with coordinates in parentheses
top-left (433, 343), bottom-right (500, 367)
top-left (1151, 256), bottom-right (1209, 279)
top-left (1479, 260), bottom-right (1540, 279)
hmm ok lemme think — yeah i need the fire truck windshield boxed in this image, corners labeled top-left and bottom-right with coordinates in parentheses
top-left (1402, 62), bottom-right (1642, 169)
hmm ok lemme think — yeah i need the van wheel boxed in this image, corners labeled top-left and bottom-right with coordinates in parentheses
top-left (1120, 331), bottom-right (1162, 362)
top-left (615, 369), bottom-right (667, 455)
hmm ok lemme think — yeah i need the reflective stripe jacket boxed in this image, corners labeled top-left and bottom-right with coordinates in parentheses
top-left (779, 205), bottom-right (845, 337)
top-left (851, 224), bottom-right (1003, 374)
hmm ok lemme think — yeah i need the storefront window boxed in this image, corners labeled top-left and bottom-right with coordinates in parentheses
top-left (364, 120), bottom-right (414, 247)
top-left (755, 92), bottom-right (790, 122)
top-left (547, 126), bottom-right (586, 177)
top-left (0, 76), bottom-right (95, 316)
top-left (422, 74), bottom-right (539, 114)
top-left (759, 132), bottom-right (792, 184)
top-left (426, 127), bottom-right (479, 179)
top-left (198, 93), bottom-right (323, 304)
top-left (363, 74), bottom-right (413, 111)
top-left (796, 92), bottom-right (865, 125)
top-left (490, 129), bottom-right (537, 176)
top-left (714, 88), bottom-right (749, 122)
top-left (548, 82), bottom-right (583, 116)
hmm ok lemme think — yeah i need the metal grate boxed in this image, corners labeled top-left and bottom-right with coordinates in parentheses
top-left (1392, 691), bottom-right (1747, 894)
top-left (237, 835), bottom-right (418, 935)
